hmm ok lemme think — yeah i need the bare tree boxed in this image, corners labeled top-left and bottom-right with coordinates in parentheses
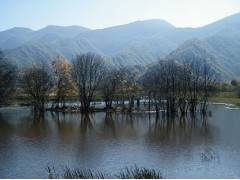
top-left (21, 64), bottom-right (53, 115)
top-left (177, 61), bottom-right (192, 115)
top-left (52, 56), bottom-right (73, 108)
top-left (0, 51), bottom-right (17, 105)
top-left (119, 66), bottom-right (141, 112)
top-left (100, 67), bottom-right (121, 110)
top-left (199, 58), bottom-right (217, 114)
top-left (141, 63), bottom-right (163, 113)
top-left (141, 57), bottom-right (217, 116)
top-left (114, 67), bottom-right (129, 108)
top-left (71, 53), bottom-right (105, 113)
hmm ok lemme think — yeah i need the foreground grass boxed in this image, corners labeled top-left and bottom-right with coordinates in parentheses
top-left (209, 91), bottom-right (240, 106)
top-left (47, 166), bottom-right (164, 179)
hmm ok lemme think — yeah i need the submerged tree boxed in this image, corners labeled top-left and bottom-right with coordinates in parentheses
top-left (100, 67), bottom-right (121, 110)
top-left (52, 56), bottom-right (73, 108)
top-left (141, 57), bottom-right (216, 116)
top-left (117, 66), bottom-right (142, 112)
top-left (21, 64), bottom-right (53, 115)
top-left (141, 63), bottom-right (163, 113)
top-left (71, 53), bottom-right (105, 113)
top-left (0, 51), bottom-right (17, 105)
top-left (199, 58), bottom-right (217, 114)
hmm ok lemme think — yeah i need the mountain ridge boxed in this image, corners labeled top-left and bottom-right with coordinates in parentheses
top-left (1, 12), bottom-right (240, 79)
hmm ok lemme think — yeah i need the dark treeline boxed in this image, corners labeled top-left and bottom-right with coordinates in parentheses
top-left (141, 59), bottom-right (216, 115)
top-left (0, 50), bottom-right (217, 116)
top-left (0, 51), bottom-right (17, 105)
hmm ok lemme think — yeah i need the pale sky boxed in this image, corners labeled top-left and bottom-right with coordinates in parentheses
top-left (0, 0), bottom-right (240, 31)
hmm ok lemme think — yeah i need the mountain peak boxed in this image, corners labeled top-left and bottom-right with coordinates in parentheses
top-left (0, 27), bottom-right (33, 34)
top-left (201, 12), bottom-right (240, 33)
top-left (132, 19), bottom-right (174, 25)
top-left (38, 25), bottom-right (90, 32)
top-left (120, 19), bottom-right (175, 29)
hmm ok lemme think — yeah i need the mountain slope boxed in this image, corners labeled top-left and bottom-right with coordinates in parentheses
top-left (1, 12), bottom-right (240, 79)
top-left (168, 32), bottom-right (240, 80)
top-left (0, 25), bottom-right (90, 50)
top-left (77, 19), bottom-right (176, 54)
top-left (5, 37), bottom-right (101, 66)
top-left (3, 20), bottom-right (196, 66)
top-left (0, 27), bottom-right (34, 49)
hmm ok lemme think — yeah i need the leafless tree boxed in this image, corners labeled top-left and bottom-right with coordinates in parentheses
top-left (120, 66), bottom-right (141, 112)
top-left (141, 63), bottom-right (163, 113)
top-left (141, 57), bottom-right (217, 116)
top-left (21, 64), bottom-right (53, 115)
top-left (114, 67), bottom-right (129, 108)
top-left (52, 56), bottom-right (73, 108)
top-left (71, 53), bottom-right (105, 113)
top-left (177, 61), bottom-right (192, 115)
top-left (100, 67), bottom-right (121, 110)
top-left (199, 59), bottom-right (217, 114)
top-left (0, 51), bottom-right (17, 105)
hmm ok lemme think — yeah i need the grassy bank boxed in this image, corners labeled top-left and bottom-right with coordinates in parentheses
top-left (8, 91), bottom-right (240, 108)
top-left (209, 92), bottom-right (240, 106)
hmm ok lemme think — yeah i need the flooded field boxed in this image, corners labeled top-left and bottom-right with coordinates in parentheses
top-left (0, 104), bottom-right (240, 178)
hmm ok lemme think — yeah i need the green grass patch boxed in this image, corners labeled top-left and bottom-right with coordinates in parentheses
top-left (209, 91), bottom-right (240, 106)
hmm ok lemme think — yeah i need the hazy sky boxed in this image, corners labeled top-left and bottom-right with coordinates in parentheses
top-left (0, 0), bottom-right (240, 31)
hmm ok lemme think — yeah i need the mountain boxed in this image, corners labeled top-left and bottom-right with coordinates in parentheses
top-left (168, 13), bottom-right (240, 80)
top-left (76, 19), bottom-right (176, 54)
top-left (197, 12), bottom-right (240, 36)
top-left (168, 33), bottom-right (240, 80)
top-left (2, 20), bottom-right (196, 66)
top-left (1, 12), bottom-right (240, 79)
top-left (0, 25), bottom-right (90, 50)
top-left (35, 25), bottom-right (90, 38)
top-left (0, 27), bottom-right (33, 49)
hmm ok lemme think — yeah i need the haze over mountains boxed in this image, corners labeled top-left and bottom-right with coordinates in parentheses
top-left (1, 12), bottom-right (240, 79)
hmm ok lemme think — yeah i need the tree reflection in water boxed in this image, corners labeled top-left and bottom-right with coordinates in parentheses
top-left (18, 112), bottom-right (49, 139)
top-left (0, 113), bottom-right (13, 137)
top-left (0, 107), bottom-right (214, 145)
top-left (102, 113), bottom-right (116, 137)
top-left (146, 111), bottom-right (213, 145)
top-left (80, 114), bottom-right (93, 136)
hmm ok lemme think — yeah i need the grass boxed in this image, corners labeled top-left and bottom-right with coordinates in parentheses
top-left (118, 166), bottom-right (163, 179)
top-left (209, 91), bottom-right (240, 106)
top-left (47, 166), bottom-right (164, 179)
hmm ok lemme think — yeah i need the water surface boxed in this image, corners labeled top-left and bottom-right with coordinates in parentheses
top-left (0, 105), bottom-right (240, 178)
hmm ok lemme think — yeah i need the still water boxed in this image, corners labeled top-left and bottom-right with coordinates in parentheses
top-left (0, 104), bottom-right (240, 178)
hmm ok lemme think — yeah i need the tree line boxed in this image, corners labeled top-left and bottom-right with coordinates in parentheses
top-left (0, 51), bottom-right (216, 115)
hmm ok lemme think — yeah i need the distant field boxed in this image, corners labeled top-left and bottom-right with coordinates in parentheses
top-left (209, 91), bottom-right (240, 106)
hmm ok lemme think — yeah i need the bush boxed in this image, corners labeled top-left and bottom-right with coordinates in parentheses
top-left (47, 165), bottom-right (164, 179)
top-left (118, 166), bottom-right (163, 179)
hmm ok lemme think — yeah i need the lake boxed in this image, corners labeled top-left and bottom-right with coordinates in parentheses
top-left (0, 104), bottom-right (240, 178)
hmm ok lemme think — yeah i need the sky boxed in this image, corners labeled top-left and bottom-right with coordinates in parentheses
top-left (0, 0), bottom-right (240, 31)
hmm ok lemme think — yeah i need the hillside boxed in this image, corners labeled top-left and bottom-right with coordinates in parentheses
top-left (1, 12), bottom-right (240, 79)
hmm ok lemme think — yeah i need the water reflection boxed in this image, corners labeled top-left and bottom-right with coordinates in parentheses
top-left (18, 113), bottom-right (49, 139)
top-left (80, 114), bottom-right (93, 136)
top-left (145, 112), bottom-right (213, 145)
top-left (0, 113), bottom-right (13, 137)
top-left (0, 106), bottom-right (229, 178)
top-left (101, 113), bottom-right (116, 137)
top-left (200, 147), bottom-right (220, 163)
top-left (0, 108), bottom-right (214, 145)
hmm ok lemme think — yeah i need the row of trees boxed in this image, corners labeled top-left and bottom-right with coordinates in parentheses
top-left (0, 51), bottom-right (17, 105)
top-left (0, 51), bottom-right (216, 115)
top-left (141, 59), bottom-right (216, 115)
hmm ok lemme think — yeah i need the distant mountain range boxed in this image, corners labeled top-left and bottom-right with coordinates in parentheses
top-left (1, 12), bottom-right (240, 79)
